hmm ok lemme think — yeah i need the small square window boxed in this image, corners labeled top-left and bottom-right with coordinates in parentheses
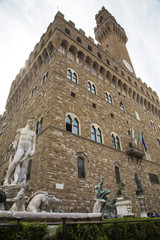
top-left (92, 103), bottom-right (96, 109)
top-left (111, 113), bottom-right (114, 118)
top-left (126, 120), bottom-right (129, 125)
top-left (128, 130), bottom-right (131, 136)
top-left (71, 92), bottom-right (75, 98)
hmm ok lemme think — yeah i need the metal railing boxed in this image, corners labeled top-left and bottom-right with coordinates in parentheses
top-left (0, 216), bottom-right (160, 240)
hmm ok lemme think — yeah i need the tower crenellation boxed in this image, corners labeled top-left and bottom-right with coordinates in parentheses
top-left (0, 7), bottom-right (160, 216)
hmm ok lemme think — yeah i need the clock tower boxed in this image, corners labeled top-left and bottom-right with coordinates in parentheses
top-left (94, 7), bottom-right (135, 76)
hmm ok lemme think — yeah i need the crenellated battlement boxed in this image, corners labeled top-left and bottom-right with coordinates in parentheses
top-left (6, 9), bottom-right (159, 115)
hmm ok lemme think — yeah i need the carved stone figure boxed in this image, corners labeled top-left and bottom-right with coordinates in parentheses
top-left (117, 181), bottom-right (125, 197)
top-left (134, 173), bottom-right (143, 196)
top-left (94, 177), bottom-right (111, 200)
top-left (4, 119), bottom-right (36, 186)
top-left (9, 187), bottom-right (26, 211)
top-left (93, 177), bottom-right (117, 219)
top-left (47, 195), bottom-right (62, 212)
top-left (102, 198), bottom-right (117, 220)
top-left (27, 191), bottom-right (62, 212)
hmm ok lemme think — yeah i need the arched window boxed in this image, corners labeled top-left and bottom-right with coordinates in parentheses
top-left (115, 166), bottom-right (120, 184)
top-left (97, 128), bottom-right (102, 143)
top-left (105, 92), bottom-right (109, 102)
top-left (150, 121), bottom-right (156, 131)
top-left (108, 95), bottom-right (112, 104)
top-left (72, 73), bottom-right (77, 83)
top-left (112, 134), bottom-right (116, 148)
top-left (111, 133), bottom-right (121, 150)
top-left (157, 139), bottom-right (160, 146)
top-left (67, 69), bottom-right (77, 83)
top-left (105, 92), bottom-right (112, 104)
top-left (120, 102), bottom-right (124, 111)
top-left (91, 125), bottom-right (102, 143)
top-left (91, 126), bottom-right (96, 141)
top-left (66, 115), bottom-right (79, 135)
top-left (78, 157), bottom-right (85, 178)
top-left (73, 118), bottom-right (79, 135)
top-left (42, 71), bottom-right (48, 84)
top-left (92, 85), bottom-right (96, 94)
top-left (88, 82), bottom-right (91, 91)
top-left (88, 81), bottom-right (96, 94)
top-left (116, 137), bottom-right (120, 150)
top-left (66, 115), bottom-right (72, 132)
top-left (67, 69), bottom-right (72, 80)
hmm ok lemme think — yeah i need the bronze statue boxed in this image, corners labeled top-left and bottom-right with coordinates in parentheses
top-left (134, 173), bottom-right (143, 195)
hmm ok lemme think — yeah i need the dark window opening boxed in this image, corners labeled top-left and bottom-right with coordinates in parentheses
top-left (66, 115), bottom-right (72, 132)
top-left (27, 160), bottom-right (32, 181)
top-left (92, 103), bottom-right (96, 109)
top-left (71, 92), bottom-right (75, 98)
top-left (65, 28), bottom-right (70, 35)
top-left (78, 157), bottom-right (85, 178)
top-left (77, 37), bottom-right (82, 43)
top-left (97, 52), bottom-right (102, 59)
top-left (106, 59), bottom-right (110, 65)
top-left (149, 173), bottom-right (159, 184)
top-left (115, 166), bottom-right (121, 184)
top-left (88, 45), bottom-right (92, 51)
top-left (111, 113), bottom-right (114, 118)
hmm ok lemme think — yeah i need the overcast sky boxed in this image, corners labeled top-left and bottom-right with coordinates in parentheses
top-left (0, 0), bottom-right (160, 115)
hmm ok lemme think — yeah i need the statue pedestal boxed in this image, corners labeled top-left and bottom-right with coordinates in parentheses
top-left (137, 194), bottom-right (147, 217)
top-left (116, 197), bottom-right (134, 217)
top-left (1, 184), bottom-right (32, 210)
top-left (93, 199), bottom-right (105, 213)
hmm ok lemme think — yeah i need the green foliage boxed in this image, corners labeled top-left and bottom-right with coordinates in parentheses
top-left (55, 217), bottom-right (160, 240)
top-left (0, 221), bottom-right (48, 240)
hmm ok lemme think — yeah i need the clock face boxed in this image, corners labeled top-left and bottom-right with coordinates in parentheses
top-left (123, 59), bottom-right (133, 73)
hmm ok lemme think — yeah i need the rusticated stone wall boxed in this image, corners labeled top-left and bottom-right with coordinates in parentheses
top-left (0, 8), bottom-right (160, 216)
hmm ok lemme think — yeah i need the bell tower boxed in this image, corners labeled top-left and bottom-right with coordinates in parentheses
top-left (94, 7), bottom-right (135, 75)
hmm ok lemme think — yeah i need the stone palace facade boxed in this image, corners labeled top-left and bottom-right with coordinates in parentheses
top-left (0, 7), bottom-right (160, 216)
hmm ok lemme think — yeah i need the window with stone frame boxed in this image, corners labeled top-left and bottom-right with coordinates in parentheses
top-left (150, 120), bottom-right (156, 131)
top-left (149, 173), bottom-right (159, 184)
top-left (157, 139), bottom-right (160, 147)
top-left (31, 85), bottom-right (37, 97)
top-left (87, 81), bottom-right (96, 94)
top-left (135, 111), bottom-right (141, 121)
top-left (111, 133), bottom-right (121, 150)
top-left (105, 92), bottom-right (112, 104)
top-left (91, 125), bottom-right (102, 143)
top-left (65, 114), bottom-right (79, 135)
top-left (67, 69), bottom-right (77, 83)
top-left (115, 166), bottom-right (121, 184)
top-left (42, 70), bottom-right (49, 84)
top-left (78, 157), bottom-right (85, 178)
top-left (120, 102), bottom-right (125, 112)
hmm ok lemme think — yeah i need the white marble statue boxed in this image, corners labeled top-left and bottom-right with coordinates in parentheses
top-left (9, 188), bottom-right (26, 211)
top-left (27, 191), bottom-right (48, 212)
top-left (27, 191), bottom-right (62, 212)
top-left (4, 119), bottom-right (36, 185)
